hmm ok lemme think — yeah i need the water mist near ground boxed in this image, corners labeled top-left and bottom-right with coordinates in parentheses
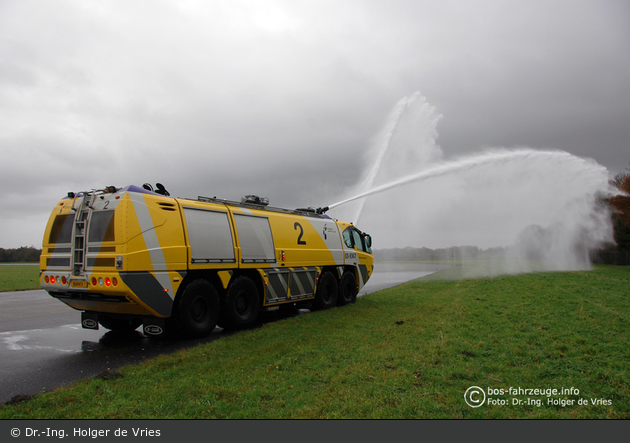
top-left (328, 91), bottom-right (616, 276)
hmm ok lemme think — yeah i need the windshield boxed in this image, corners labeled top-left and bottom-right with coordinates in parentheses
top-left (343, 226), bottom-right (372, 254)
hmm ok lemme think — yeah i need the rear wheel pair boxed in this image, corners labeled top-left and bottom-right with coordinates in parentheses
top-left (172, 276), bottom-right (261, 338)
top-left (218, 276), bottom-right (260, 330)
top-left (171, 279), bottom-right (221, 338)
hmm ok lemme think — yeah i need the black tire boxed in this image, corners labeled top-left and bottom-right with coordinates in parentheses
top-left (98, 315), bottom-right (142, 332)
top-left (313, 271), bottom-right (338, 310)
top-left (218, 276), bottom-right (260, 330)
top-left (337, 272), bottom-right (358, 306)
top-left (172, 279), bottom-right (220, 338)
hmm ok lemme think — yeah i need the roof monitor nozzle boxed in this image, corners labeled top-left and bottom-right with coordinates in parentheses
top-left (316, 206), bottom-right (329, 214)
top-left (242, 195), bottom-right (269, 206)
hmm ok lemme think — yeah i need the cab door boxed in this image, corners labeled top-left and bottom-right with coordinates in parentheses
top-left (341, 226), bottom-right (374, 288)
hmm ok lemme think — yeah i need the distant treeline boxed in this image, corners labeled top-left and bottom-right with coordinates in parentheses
top-left (374, 246), bottom-right (506, 262)
top-left (375, 245), bottom-right (630, 266)
top-left (0, 247), bottom-right (41, 263)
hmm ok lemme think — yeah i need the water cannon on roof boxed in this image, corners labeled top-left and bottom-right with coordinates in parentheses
top-left (241, 195), bottom-right (269, 206)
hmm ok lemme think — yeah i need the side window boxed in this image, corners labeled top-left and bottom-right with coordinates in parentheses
top-left (364, 234), bottom-right (372, 254)
top-left (343, 228), bottom-right (353, 248)
top-left (351, 229), bottom-right (365, 252)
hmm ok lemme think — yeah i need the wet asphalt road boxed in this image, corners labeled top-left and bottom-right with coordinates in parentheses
top-left (0, 263), bottom-right (450, 404)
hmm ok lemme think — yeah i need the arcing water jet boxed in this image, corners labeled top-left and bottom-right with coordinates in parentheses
top-left (329, 148), bottom-right (602, 210)
top-left (328, 91), bottom-right (616, 275)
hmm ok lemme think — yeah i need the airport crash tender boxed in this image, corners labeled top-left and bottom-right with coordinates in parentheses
top-left (39, 185), bottom-right (373, 337)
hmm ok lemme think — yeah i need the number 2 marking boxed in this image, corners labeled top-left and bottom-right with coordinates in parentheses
top-left (294, 222), bottom-right (306, 245)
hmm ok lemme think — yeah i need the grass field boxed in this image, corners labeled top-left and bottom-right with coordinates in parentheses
top-left (0, 264), bottom-right (40, 292)
top-left (1, 264), bottom-right (628, 418)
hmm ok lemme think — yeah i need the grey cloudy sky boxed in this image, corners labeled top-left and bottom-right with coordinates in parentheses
top-left (1, 0), bottom-right (629, 249)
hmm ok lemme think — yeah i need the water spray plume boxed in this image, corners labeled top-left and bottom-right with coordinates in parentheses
top-left (329, 91), bottom-right (617, 275)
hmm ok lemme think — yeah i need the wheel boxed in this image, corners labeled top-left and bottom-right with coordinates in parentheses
top-left (218, 276), bottom-right (260, 330)
top-left (337, 272), bottom-right (358, 306)
top-left (98, 315), bottom-right (142, 332)
top-left (172, 279), bottom-right (220, 338)
top-left (312, 271), bottom-right (338, 310)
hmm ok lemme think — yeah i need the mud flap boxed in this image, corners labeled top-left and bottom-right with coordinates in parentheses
top-left (81, 311), bottom-right (99, 330)
top-left (143, 318), bottom-right (166, 336)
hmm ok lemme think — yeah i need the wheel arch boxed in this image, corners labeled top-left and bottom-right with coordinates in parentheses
top-left (228, 269), bottom-right (265, 307)
top-left (320, 265), bottom-right (341, 283)
top-left (175, 270), bottom-right (225, 302)
top-left (341, 265), bottom-right (357, 281)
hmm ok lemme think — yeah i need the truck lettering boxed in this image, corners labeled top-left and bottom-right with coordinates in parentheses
top-left (294, 222), bottom-right (307, 245)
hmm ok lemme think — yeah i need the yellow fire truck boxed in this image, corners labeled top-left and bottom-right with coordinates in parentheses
top-left (40, 184), bottom-right (374, 338)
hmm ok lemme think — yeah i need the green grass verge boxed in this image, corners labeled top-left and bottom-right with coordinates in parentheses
top-left (1, 265), bottom-right (628, 418)
top-left (0, 264), bottom-right (40, 292)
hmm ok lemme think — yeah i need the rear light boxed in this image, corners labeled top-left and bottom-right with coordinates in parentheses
top-left (44, 275), bottom-right (49, 284)
top-left (61, 276), bottom-right (67, 285)
top-left (89, 275), bottom-right (119, 287)
top-left (50, 275), bottom-right (56, 284)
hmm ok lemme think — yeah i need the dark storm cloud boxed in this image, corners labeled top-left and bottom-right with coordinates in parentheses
top-left (1, 0), bottom-right (628, 248)
top-left (417, 0), bottom-right (630, 172)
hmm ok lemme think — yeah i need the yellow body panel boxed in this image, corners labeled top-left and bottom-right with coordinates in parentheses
top-left (121, 192), bottom-right (188, 272)
top-left (40, 186), bottom-right (374, 324)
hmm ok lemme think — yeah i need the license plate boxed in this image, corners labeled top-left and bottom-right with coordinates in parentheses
top-left (70, 280), bottom-right (88, 288)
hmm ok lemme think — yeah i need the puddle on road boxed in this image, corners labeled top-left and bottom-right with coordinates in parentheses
top-left (0, 324), bottom-right (175, 405)
top-left (0, 324), bottom-right (107, 354)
